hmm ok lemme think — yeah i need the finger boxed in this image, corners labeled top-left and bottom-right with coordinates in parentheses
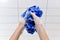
top-left (31, 12), bottom-right (37, 19)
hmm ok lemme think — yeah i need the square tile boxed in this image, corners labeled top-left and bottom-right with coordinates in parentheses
top-left (46, 16), bottom-right (60, 23)
top-left (0, 0), bottom-right (17, 8)
top-left (45, 23), bottom-right (60, 40)
top-left (18, 0), bottom-right (47, 9)
top-left (0, 24), bottom-right (18, 40)
top-left (0, 8), bottom-right (18, 24)
top-left (48, 0), bottom-right (60, 8)
top-left (0, 24), bottom-right (18, 30)
top-left (0, 16), bottom-right (18, 24)
top-left (47, 30), bottom-right (60, 40)
top-left (46, 9), bottom-right (60, 15)
top-left (0, 8), bottom-right (18, 16)
top-left (0, 37), bottom-right (8, 40)
top-left (46, 23), bottom-right (60, 30)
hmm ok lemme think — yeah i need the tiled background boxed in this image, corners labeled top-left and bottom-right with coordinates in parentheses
top-left (0, 0), bottom-right (60, 40)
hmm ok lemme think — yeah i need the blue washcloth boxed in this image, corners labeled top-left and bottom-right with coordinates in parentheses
top-left (21, 5), bottom-right (43, 34)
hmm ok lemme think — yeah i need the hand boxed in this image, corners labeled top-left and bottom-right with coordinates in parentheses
top-left (9, 17), bottom-right (26, 40)
top-left (19, 17), bottom-right (26, 26)
top-left (31, 12), bottom-right (49, 40)
top-left (31, 12), bottom-right (42, 28)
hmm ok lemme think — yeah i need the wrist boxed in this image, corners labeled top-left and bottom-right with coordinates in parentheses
top-left (35, 24), bottom-right (43, 30)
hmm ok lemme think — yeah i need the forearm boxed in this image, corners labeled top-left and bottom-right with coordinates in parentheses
top-left (9, 23), bottom-right (24, 40)
top-left (36, 24), bottom-right (49, 40)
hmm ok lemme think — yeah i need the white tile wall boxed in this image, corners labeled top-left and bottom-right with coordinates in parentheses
top-left (0, 0), bottom-right (18, 40)
top-left (46, 0), bottom-right (60, 40)
top-left (0, 0), bottom-right (60, 40)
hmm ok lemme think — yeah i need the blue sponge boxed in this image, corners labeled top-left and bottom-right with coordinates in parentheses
top-left (21, 5), bottom-right (43, 34)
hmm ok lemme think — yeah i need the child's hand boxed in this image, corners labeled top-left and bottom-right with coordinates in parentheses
top-left (19, 17), bottom-right (26, 26)
top-left (31, 12), bottom-right (42, 27)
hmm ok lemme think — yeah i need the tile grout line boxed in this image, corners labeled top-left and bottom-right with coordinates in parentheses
top-left (0, 7), bottom-right (60, 9)
top-left (0, 22), bottom-right (60, 24)
top-left (45, 0), bottom-right (48, 26)
top-left (17, 0), bottom-right (19, 24)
